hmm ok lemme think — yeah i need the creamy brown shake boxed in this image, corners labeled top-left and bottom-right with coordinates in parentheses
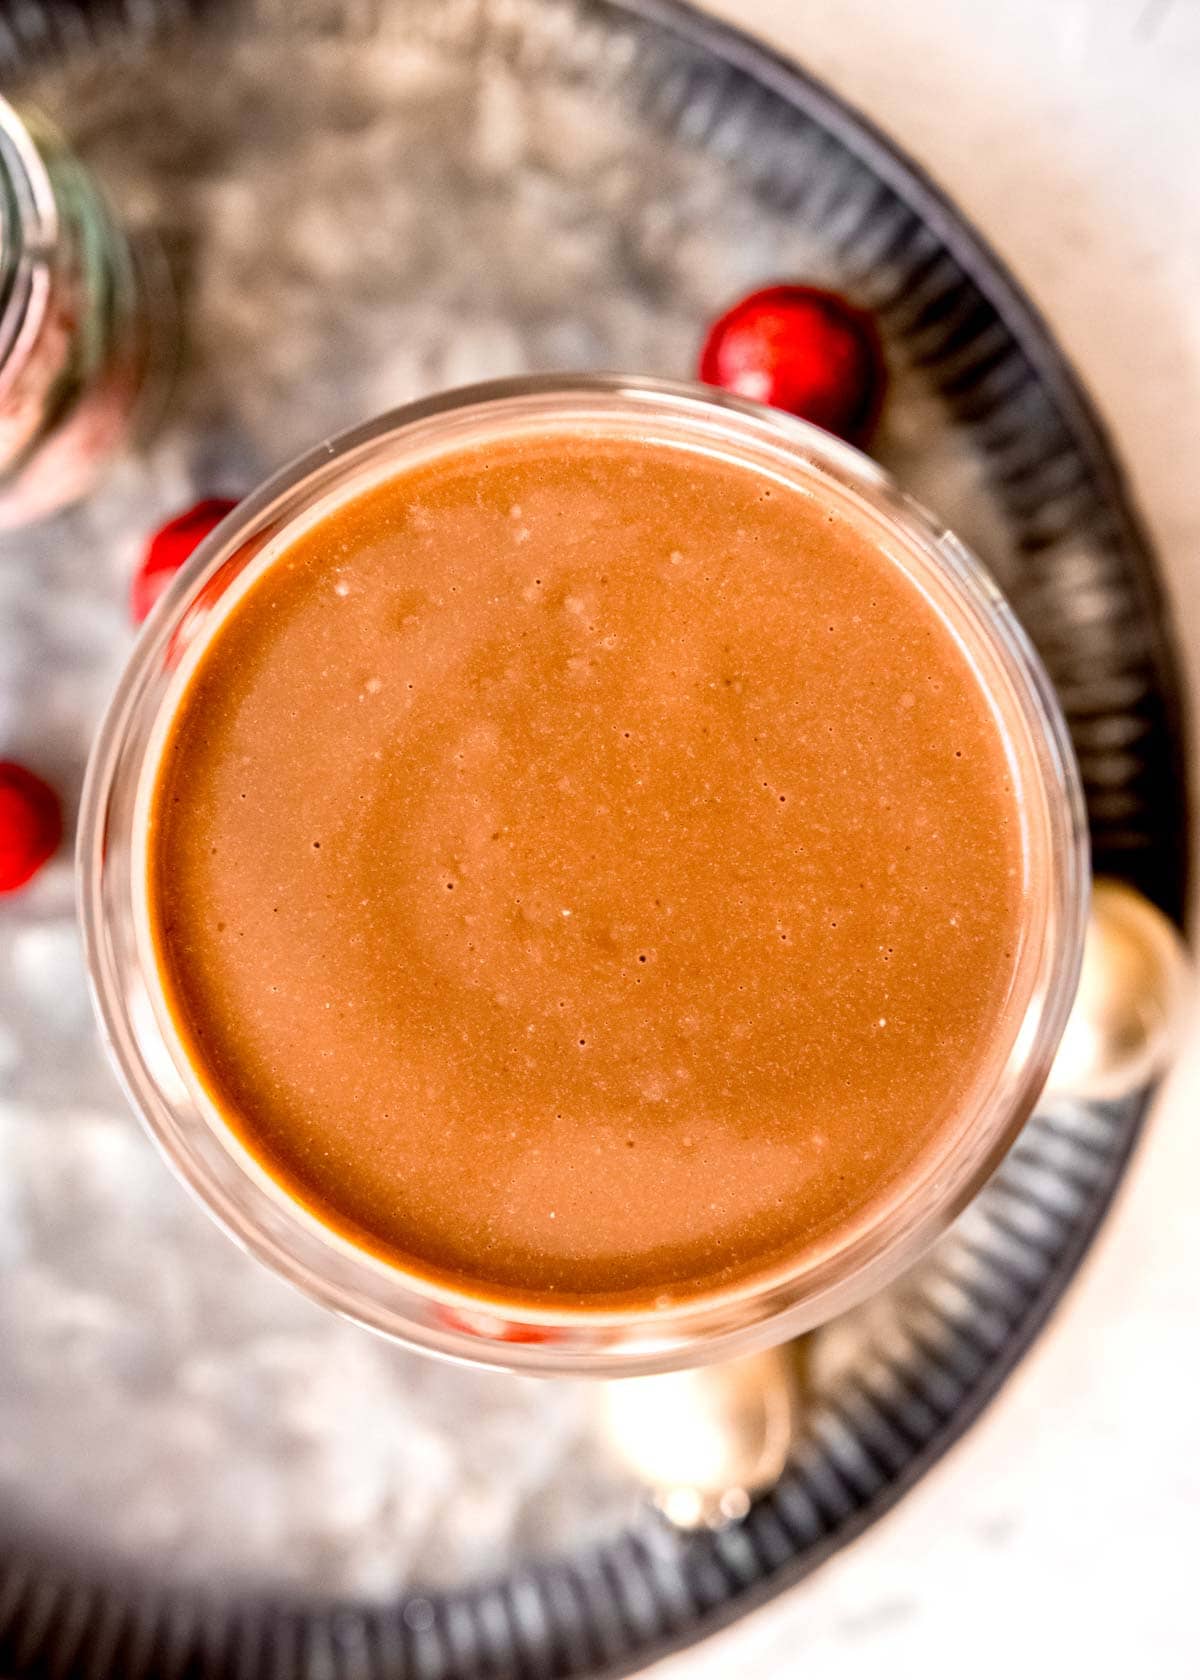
top-left (147, 430), bottom-right (1024, 1312)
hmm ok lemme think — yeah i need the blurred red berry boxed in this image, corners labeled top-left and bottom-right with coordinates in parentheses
top-left (0, 763), bottom-right (62, 894)
top-left (132, 497), bottom-right (238, 626)
top-left (698, 284), bottom-right (885, 445)
top-left (432, 1303), bottom-right (557, 1345)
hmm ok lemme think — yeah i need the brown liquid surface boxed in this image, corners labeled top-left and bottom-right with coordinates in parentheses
top-left (149, 432), bottom-right (1024, 1309)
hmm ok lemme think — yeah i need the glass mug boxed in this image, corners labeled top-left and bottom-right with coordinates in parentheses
top-left (78, 376), bottom-right (1088, 1375)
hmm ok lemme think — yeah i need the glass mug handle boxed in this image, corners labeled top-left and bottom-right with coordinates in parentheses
top-left (603, 880), bottom-right (1193, 1528)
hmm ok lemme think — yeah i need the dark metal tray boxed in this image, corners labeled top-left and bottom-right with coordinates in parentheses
top-left (0, 1), bottom-right (1188, 1676)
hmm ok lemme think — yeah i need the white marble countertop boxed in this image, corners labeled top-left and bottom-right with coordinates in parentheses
top-left (655, 2), bottom-right (1200, 1674)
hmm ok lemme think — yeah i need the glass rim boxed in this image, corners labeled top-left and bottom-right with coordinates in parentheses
top-left (78, 374), bottom-right (1089, 1375)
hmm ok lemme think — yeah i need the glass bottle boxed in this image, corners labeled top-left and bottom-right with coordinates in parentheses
top-left (0, 95), bottom-right (151, 530)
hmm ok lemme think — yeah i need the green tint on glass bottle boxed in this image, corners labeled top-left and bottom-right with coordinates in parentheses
top-left (0, 96), bottom-right (152, 529)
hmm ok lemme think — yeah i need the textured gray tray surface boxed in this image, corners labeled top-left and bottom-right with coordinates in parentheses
top-left (0, 2), bottom-right (1188, 1677)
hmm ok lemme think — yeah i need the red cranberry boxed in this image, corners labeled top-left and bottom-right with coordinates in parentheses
top-left (699, 284), bottom-right (885, 445)
top-left (132, 498), bottom-right (238, 626)
top-left (0, 762), bottom-right (62, 893)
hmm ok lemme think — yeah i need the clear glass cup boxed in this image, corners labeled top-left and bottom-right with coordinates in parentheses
top-left (78, 376), bottom-right (1088, 1375)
